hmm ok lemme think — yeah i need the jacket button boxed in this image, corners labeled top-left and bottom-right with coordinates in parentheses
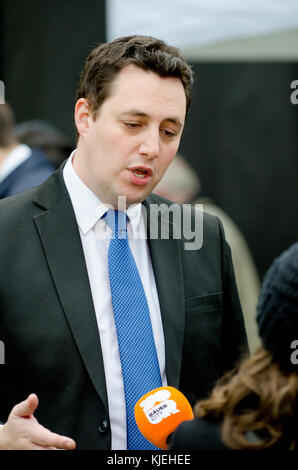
top-left (98, 419), bottom-right (109, 434)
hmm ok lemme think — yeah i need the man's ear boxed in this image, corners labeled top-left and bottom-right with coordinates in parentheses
top-left (74, 98), bottom-right (92, 138)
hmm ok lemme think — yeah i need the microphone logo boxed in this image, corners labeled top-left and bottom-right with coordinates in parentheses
top-left (139, 389), bottom-right (180, 424)
top-left (135, 386), bottom-right (194, 449)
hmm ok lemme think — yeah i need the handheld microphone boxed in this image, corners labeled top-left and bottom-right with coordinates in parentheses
top-left (134, 386), bottom-right (194, 450)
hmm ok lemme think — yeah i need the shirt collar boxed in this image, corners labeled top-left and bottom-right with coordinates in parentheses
top-left (0, 144), bottom-right (31, 183)
top-left (63, 150), bottom-right (142, 235)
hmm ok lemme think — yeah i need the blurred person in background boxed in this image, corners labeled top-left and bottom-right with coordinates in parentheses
top-left (15, 120), bottom-right (74, 169)
top-left (154, 154), bottom-right (261, 352)
top-left (0, 104), bottom-right (55, 198)
top-left (170, 242), bottom-right (298, 450)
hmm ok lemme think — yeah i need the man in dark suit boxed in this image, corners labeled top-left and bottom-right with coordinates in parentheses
top-left (0, 104), bottom-right (55, 198)
top-left (0, 36), bottom-right (248, 450)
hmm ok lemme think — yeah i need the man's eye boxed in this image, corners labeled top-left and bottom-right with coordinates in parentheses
top-left (162, 129), bottom-right (176, 138)
top-left (125, 122), bottom-right (140, 128)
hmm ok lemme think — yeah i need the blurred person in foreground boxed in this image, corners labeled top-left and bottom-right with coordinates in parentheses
top-left (170, 242), bottom-right (298, 450)
top-left (155, 154), bottom-right (261, 353)
top-left (0, 104), bottom-right (55, 198)
top-left (0, 35), bottom-right (248, 450)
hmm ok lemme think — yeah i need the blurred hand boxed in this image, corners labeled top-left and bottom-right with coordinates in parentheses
top-left (0, 394), bottom-right (76, 450)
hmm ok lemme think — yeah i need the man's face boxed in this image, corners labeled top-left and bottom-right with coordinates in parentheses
top-left (74, 64), bottom-right (186, 208)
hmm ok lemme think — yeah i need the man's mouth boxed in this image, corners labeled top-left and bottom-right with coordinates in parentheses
top-left (128, 166), bottom-right (153, 185)
top-left (130, 166), bottom-right (153, 175)
top-left (132, 168), bottom-right (150, 179)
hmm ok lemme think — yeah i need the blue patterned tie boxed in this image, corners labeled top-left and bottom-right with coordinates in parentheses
top-left (105, 209), bottom-right (162, 450)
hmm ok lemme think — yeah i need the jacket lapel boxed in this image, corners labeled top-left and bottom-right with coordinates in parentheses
top-left (32, 169), bottom-right (109, 412)
top-left (144, 196), bottom-right (185, 389)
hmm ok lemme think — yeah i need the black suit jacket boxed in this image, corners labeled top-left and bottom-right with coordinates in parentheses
top-left (0, 167), bottom-right (248, 449)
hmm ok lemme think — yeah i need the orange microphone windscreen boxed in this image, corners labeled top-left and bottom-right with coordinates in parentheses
top-left (134, 386), bottom-right (194, 450)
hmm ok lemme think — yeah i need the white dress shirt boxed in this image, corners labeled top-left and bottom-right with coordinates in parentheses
top-left (0, 144), bottom-right (31, 183)
top-left (63, 152), bottom-right (167, 449)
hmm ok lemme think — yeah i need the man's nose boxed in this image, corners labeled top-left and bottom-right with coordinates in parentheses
top-left (138, 129), bottom-right (159, 158)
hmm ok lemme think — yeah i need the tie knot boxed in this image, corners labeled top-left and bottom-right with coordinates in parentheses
top-left (105, 209), bottom-right (127, 239)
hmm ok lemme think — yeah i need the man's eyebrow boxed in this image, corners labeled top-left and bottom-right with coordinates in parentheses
top-left (165, 118), bottom-right (183, 129)
top-left (121, 111), bottom-right (183, 128)
top-left (121, 110), bottom-right (148, 118)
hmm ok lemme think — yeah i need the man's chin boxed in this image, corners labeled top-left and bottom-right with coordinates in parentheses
top-left (116, 187), bottom-right (152, 208)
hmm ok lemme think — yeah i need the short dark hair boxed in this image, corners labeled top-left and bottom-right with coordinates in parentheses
top-left (0, 103), bottom-right (16, 147)
top-left (77, 35), bottom-right (194, 119)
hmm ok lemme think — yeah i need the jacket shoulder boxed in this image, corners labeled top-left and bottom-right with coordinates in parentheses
top-left (0, 186), bottom-right (38, 216)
